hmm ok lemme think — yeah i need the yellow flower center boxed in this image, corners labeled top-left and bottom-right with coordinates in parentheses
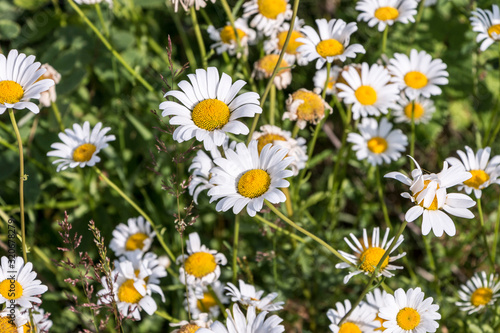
top-left (471, 287), bottom-right (493, 307)
top-left (0, 279), bottom-right (23, 300)
top-left (396, 307), bottom-right (421, 330)
top-left (292, 90), bottom-right (325, 122)
top-left (179, 324), bottom-right (201, 333)
top-left (72, 143), bottom-right (97, 163)
top-left (413, 180), bottom-right (439, 210)
top-left (375, 313), bottom-right (387, 331)
top-left (404, 71), bottom-right (428, 89)
top-left (316, 39), bottom-right (344, 58)
top-left (238, 169), bottom-right (271, 198)
top-left (257, 133), bottom-right (286, 153)
top-left (355, 85), bottom-right (377, 105)
top-left (0, 316), bottom-right (18, 333)
top-left (192, 99), bottom-right (231, 131)
top-left (404, 102), bottom-right (424, 119)
top-left (463, 170), bottom-right (490, 190)
top-left (338, 322), bottom-right (362, 333)
top-left (257, 0), bottom-right (287, 19)
top-left (327, 77), bottom-right (336, 91)
top-left (197, 292), bottom-right (218, 311)
top-left (125, 232), bottom-right (149, 251)
top-left (220, 26), bottom-right (247, 44)
top-left (367, 137), bottom-right (388, 154)
top-left (22, 323), bottom-right (31, 333)
top-left (257, 54), bottom-right (289, 77)
top-left (359, 247), bottom-right (389, 273)
top-left (117, 279), bottom-right (143, 304)
top-left (184, 252), bottom-right (217, 278)
top-left (488, 24), bottom-right (500, 38)
top-left (374, 7), bottom-right (399, 21)
top-left (277, 30), bottom-right (304, 54)
top-left (0, 80), bottom-right (24, 105)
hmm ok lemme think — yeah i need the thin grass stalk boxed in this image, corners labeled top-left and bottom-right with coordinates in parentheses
top-left (375, 166), bottom-right (392, 229)
top-left (381, 25), bottom-right (389, 55)
top-left (492, 193), bottom-right (500, 264)
top-left (208, 284), bottom-right (228, 318)
top-left (190, 6), bottom-right (208, 69)
top-left (269, 83), bottom-right (276, 125)
top-left (253, 214), bottom-right (306, 243)
top-left (232, 214), bottom-right (240, 283)
top-left (477, 198), bottom-right (495, 269)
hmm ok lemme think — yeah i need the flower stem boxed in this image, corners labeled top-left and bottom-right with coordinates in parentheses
top-left (322, 62), bottom-right (331, 100)
top-left (232, 214), bottom-right (240, 283)
top-left (381, 25), bottom-right (389, 55)
top-left (94, 3), bottom-right (109, 37)
top-left (492, 193), bottom-right (500, 264)
top-left (51, 102), bottom-right (65, 132)
top-left (155, 310), bottom-right (180, 322)
top-left (208, 284), bottom-right (227, 318)
top-left (375, 166), bottom-right (392, 229)
top-left (477, 198), bottom-right (495, 269)
top-left (8, 109), bottom-right (28, 262)
top-left (253, 214), bottom-right (306, 243)
top-left (269, 83), bottom-right (276, 125)
top-left (190, 6), bottom-right (207, 70)
top-left (410, 100), bottom-right (416, 169)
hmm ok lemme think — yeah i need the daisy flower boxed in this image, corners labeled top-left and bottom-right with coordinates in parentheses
top-left (208, 140), bottom-right (294, 217)
top-left (365, 288), bottom-right (390, 330)
top-left (189, 149), bottom-right (218, 205)
top-left (283, 89), bottom-right (331, 129)
top-left (116, 250), bottom-right (167, 285)
top-left (456, 272), bottom-right (500, 314)
top-left (0, 49), bottom-right (54, 114)
top-left (109, 216), bottom-right (156, 256)
top-left (379, 287), bottom-right (441, 332)
top-left (313, 65), bottom-right (342, 95)
top-left (177, 232), bottom-right (227, 286)
top-left (388, 49), bottom-right (448, 99)
top-left (225, 279), bottom-right (284, 312)
top-left (347, 117), bottom-right (408, 166)
top-left (186, 281), bottom-right (229, 319)
top-left (470, 5), bottom-right (500, 51)
top-left (335, 227), bottom-right (406, 284)
top-left (327, 299), bottom-right (380, 332)
top-left (38, 63), bottom-right (61, 108)
top-left (446, 146), bottom-right (500, 199)
top-left (253, 54), bottom-right (292, 90)
top-left (356, 0), bottom-right (418, 32)
top-left (0, 308), bottom-right (28, 332)
top-left (392, 95), bottom-right (436, 124)
top-left (0, 256), bottom-right (48, 309)
top-left (252, 124), bottom-right (308, 176)
top-left (160, 67), bottom-right (262, 151)
top-left (171, 0), bottom-right (214, 12)
top-left (297, 18), bottom-right (366, 69)
top-left (26, 305), bottom-right (53, 332)
top-left (385, 157), bottom-right (476, 237)
top-left (170, 314), bottom-right (213, 333)
top-left (242, 0), bottom-right (292, 36)
top-left (207, 18), bottom-right (257, 58)
top-left (46, 121), bottom-right (116, 172)
top-left (264, 18), bottom-right (307, 65)
top-left (336, 62), bottom-right (400, 120)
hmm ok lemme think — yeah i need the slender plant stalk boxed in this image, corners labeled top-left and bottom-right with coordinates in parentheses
top-left (254, 214), bottom-right (306, 243)
top-left (8, 109), bottom-right (28, 262)
top-left (375, 166), bottom-right (392, 229)
top-left (208, 284), bottom-right (228, 318)
top-left (94, 3), bottom-right (109, 37)
top-left (410, 100), bottom-right (416, 169)
top-left (283, 187), bottom-right (294, 217)
top-left (381, 25), bottom-right (389, 55)
top-left (155, 310), bottom-right (180, 322)
top-left (292, 124), bottom-right (300, 138)
top-left (169, 4), bottom-right (197, 69)
top-left (477, 198), bottom-right (495, 269)
top-left (485, 43), bottom-right (500, 146)
top-left (269, 83), bottom-right (276, 125)
top-left (492, 193), bottom-right (500, 264)
top-left (51, 102), bottom-right (65, 132)
top-left (232, 214), bottom-right (240, 283)
top-left (190, 6), bottom-right (208, 69)
top-left (322, 62), bottom-right (332, 100)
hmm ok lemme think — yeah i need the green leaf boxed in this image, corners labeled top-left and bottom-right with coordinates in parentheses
top-left (0, 19), bottom-right (20, 39)
top-left (13, 0), bottom-right (49, 10)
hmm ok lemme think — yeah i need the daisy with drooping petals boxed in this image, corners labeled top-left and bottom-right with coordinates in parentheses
top-left (335, 227), bottom-right (406, 284)
top-left (109, 216), bottom-right (156, 257)
top-left (337, 62), bottom-right (400, 120)
top-left (38, 63), bottom-right (61, 108)
top-left (313, 65), bottom-right (342, 95)
top-left (392, 95), bottom-right (436, 124)
top-left (171, 314), bottom-right (213, 333)
top-left (225, 279), bottom-right (284, 312)
top-left (365, 288), bottom-right (390, 331)
top-left (177, 232), bottom-right (227, 286)
top-left (0, 49), bottom-right (54, 114)
top-left (456, 272), bottom-right (500, 314)
top-left (0, 256), bottom-right (48, 309)
top-left (347, 117), bottom-right (408, 166)
top-left (116, 250), bottom-right (167, 285)
top-left (208, 141), bottom-right (294, 217)
top-left (252, 125), bottom-right (307, 176)
top-left (297, 18), bottom-right (366, 69)
top-left (253, 54), bottom-right (292, 90)
top-left (385, 157), bottom-right (476, 237)
top-left (186, 281), bottom-right (229, 319)
top-left (207, 18), bottom-right (257, 58)
top-left (356, 0), bottom-right (418, 32)
top-left (264, 18), bottom-right (307, 65)
top-left (161, 67), bottom-right (262, 151)
top-left (446, 146), bottom-right (500, 199)
top-left (46, 121), bottom-right (116, 172)
top-left (470, 5), bottom-right (500, 51)
top-left (242, 0), bottom-right (292, 36)
top-left (327, 299), bottom-right (380, 333)
top-left (283, 89), bottom-right (331, 129)
top-left (388, 49), bottom-right (448, 99)
top-left (379, 287), bottom-right (441, 333)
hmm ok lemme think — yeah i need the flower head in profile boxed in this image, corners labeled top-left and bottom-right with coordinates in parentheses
top-left (327, 299), bottom-right (380, 332)
top-left (109, 216), bottom-right (156, 257)
top-left (356, 0), bottom-right (418, 32)
top-left (264, 18), bottom-right (307, 65)
top-left (161, 67), bottom-right (262, 150)
top-left (207, 18), bottom-right (257, 58)
top-left (225, 279), bottom-right (284, 312)
top-left (283, 89), bottom-right (331, 129)
top-left (253, 54), bottom-right (292, 90)
top-left (446, 146), bottom-right (500, 199)
top-left (470, 5), bottom-right (500, 51)
top-left (392, 95), bottom-right (435, 124)
top-left (208, 140), bottom-right (294, 217)
top-left (297, 18), bottom-right (366, 69)
top-left (0, 49), bottom-right (54, 114)
top-left (242, 0), bottom-right (292, 36)
top-left (47, 121), bottom-right (116, 172)
top-left (456, 272), bottom-right (500, 314)
top-left (38, 63), bottom-right (61, 108)
top-left (335, 227), bottom-right (406, 283)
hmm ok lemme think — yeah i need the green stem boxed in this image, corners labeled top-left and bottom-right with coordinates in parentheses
top-left (375, 166), bottom-right (392, 229)
top-left (8, 109), bottom-right (28, 262)
top-left (208, 284), bottom-right (228, 318)
top-left (190, 6), bottom-right (207, 69)
top-left (410, 100), bottom-right (416, 169)
top-left (94, 3), bottom-right (109, 37)
top-left (322, 62), bottom-right (331, 100)
top-left (269, 83), bottom-right (276, 125)
top-left (478, 198), bottom-right (495, 269)
top-left (169, 3), bottom-right (197, 69)
top-left (381, 25), bottom-right (389, 55)
top-left (232, 214), bottom-right (240, 283)
top-left (422, 234), bottom-right (441, 298)
top-left (492, 193), bottom-right (500, 264)
top-left (52, 102), bottom-right (65, 132)
top-left (253, 214), bottom-right (306, 243)
top-left (155, 310), bottom-right (180, 322)
top-left (291, 124), bottom-right (300, 138)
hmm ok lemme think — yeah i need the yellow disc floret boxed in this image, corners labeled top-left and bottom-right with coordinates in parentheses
top-left (338, 322), bottom-right (362, 333)
top-left (192, 99), bottom-right (231, 131)
top-left (471, 287), bottom-right (493, 307)
top-left (404, 102), bottom-right (424, 119)
top-left (359, 247), bottom-right (389, 273)
top-left (316, 39), bottom-right (344, 58)
top-left (72, 143), bottom-right (97, 163)
top-left (404, 71), bottom-right (428, 89)
top-left (413, 180), bottom-right (439, 210)
top-left (367, 137), bottom-right (388, 154)
top-left (0, 316), bottom-right (18, 333)
top-left (488, 24), bottom-right (500, 38)
top-left (184, 252), bottom-right (217, 278)
top-left (197, 292), bottom-right (218, 311)
top-left (0, 80), bottom-right (24, 105)
top-left (277, 30), bottom-right (304, 54)
top-left (257, 134), bottom-right (286, 153)
top-left (0, 279), bottom-right (23, 300)
top-left (126, 232), bottom-right (149, 251)
top-left (220, 26), bottom-right (247, 44)
top-left (463, 170), bottom-right (490, 190)
top-left (374, 7), bottom-right (399, 21)
top-left (292, 90), bottom-right (325, 122)
top-left (355, 85), bottom-right (377, 105)
top-left (117, 279), bottom-right (143, 304)
top-left (179, 324), bottom-right (201, 333)
top-left (257, 0), bottom-right (287, 19)
top-left (257, 54), bottom-right (289, 77)
top-left (22, 323), bottom-right (31, 333)
top-left (238, 169), bottom-right (271, 198)
top-left (396, 307), bottom-right (421, 330)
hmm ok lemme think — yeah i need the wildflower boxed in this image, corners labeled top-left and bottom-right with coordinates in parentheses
top-left (38, 63), bottom-right (61, 108)
top-left (46, 121), bottom-right (116, 172)
top-left (456, 272), bottom-right (500, 314)
top-left (207, 18), bottom-right (257, 58)
top-left (264, 18), bottom-right (307, 65)
top-left (171, 0), bottom-right (214, 12)
top-left (186, 281), bottom-right (228, 319)
top-left (225, 279), bottom-right (284, 311)
top-left (283, 89), bottom-right (331, 129)
top-left (116, 250), bottom-right (167, 285)
top-left (242, 0), bottom-right (292, 36)
top-left (327, 299), bottom-right (380, 332)
top-left (470, 5), bottom-right (500, 51)
top-left (109, 216), bottom-right (156, 256)
top-left (392, 95), bottom-right (435, 124)
top-left (364, 288), bottom-right (390, 331)
top-left (313, 65), bottom-right (342, 95)
top-left (356, 0), bottom-right (418, 32)
top-left (253, 54), bottom-right (292, 90)
top-left (171, 314), bottom-right (213, 333)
